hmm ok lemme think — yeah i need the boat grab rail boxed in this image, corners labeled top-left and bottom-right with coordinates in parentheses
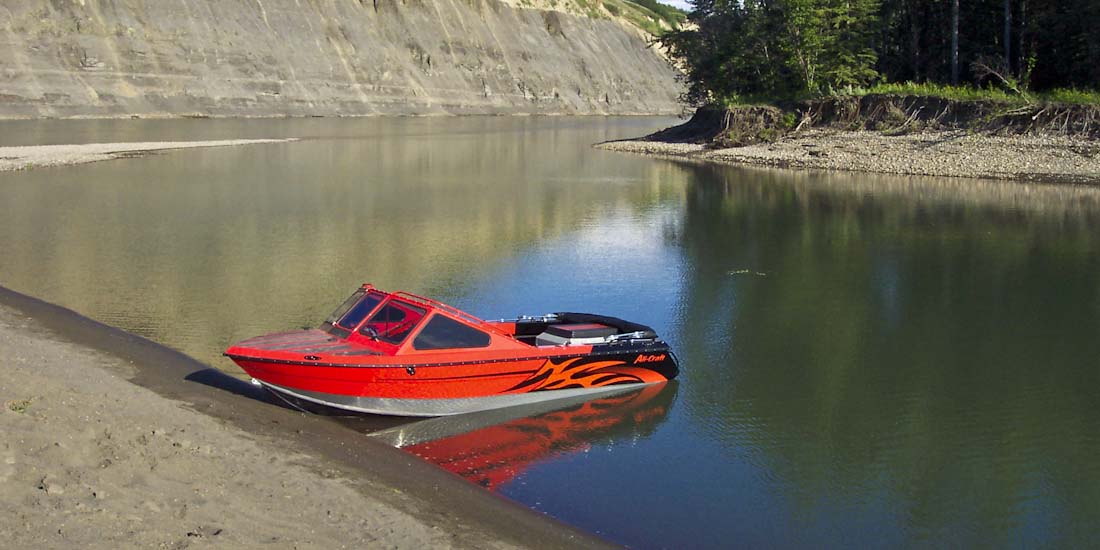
top-left (608, 330), bottom-right (658, 342)
top-left (391, 291), bottom-right (511, 336)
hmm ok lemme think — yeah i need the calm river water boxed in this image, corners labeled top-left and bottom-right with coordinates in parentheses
top-left (2, 117), bottom-right (1099, 548)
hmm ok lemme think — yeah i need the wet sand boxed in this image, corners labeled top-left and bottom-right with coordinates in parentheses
top-left (0, 286), bottom-right (612, 549)
top-left (0, 140), bottom-right (295, 172)
top-left (598, 129), bottom-right (1100, 184)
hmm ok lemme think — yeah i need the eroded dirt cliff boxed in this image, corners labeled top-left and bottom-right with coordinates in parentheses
top-left (0, 0), bottom-right (682, 118)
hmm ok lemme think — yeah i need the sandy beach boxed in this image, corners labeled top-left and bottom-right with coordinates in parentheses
top-left (0, 140), bottom-right (295, 172)
top-left (0, 287), bottom-right (611, 549)
top-left (598, 129), bottom-right (1100, 184)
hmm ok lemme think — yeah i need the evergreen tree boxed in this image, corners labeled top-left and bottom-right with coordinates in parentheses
top-left (662, 0), bottom-right (1098, 107)
top-left (818, 0), bottom-right (882, 90)
top-left (661, 0), bottom-right (883, 104)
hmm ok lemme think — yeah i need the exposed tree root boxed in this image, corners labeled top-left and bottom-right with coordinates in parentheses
top-left (646, 96), bottom-right (1100, 147)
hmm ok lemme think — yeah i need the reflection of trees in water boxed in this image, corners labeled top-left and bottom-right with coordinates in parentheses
top-left (674, 163), bottom-right (1100, 545)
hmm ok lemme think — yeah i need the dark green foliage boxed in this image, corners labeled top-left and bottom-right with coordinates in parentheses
top-left (623, 0), bottom-right (687, 25)
top-left (607, 0), bottom-right (686, 37)
top-left (1024, 0), bottom-right (1100, 90)
top-left (661, 0), bottom-right (883, 105)
top-left (659, 1), bottom-right (786, 105)
top-left (664, 0), bottom-right (1099, 106)
top-left (878, 0), bottom-right (1100, 91)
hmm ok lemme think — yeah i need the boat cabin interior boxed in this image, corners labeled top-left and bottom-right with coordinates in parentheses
top-left (497, 313), bottom-right (657, 347)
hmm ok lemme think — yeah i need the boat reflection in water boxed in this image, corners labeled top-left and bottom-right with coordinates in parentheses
top-left (370, 382), bottom-right (677, 490)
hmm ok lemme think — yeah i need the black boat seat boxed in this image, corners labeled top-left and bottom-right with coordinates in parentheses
top-left (544, 323), bottom-right (617, 339)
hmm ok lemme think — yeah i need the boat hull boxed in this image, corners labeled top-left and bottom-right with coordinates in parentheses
top-left (258, 378), bottom-right (655, 417)
top-left (230, 344), bottom-right (678, 416)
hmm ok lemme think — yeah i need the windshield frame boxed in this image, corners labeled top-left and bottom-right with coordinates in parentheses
top-left (321, 289), bottom-right (386, 338)
top-left (357, 297), bottom-right (428, 346)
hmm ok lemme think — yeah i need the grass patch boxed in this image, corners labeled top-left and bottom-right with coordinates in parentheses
top-left (603, 0), bottom-right (685, 36)
top-left (1044, 88), bottom-right (1100, 105)
top-left (7, 398), bottom-right (33, 413)
top-left (622, 0), bottom-right (686, 26)
top-left (693, 82), bottom-right (1100, 139)
top-left (846, 82), bottom-right (1100, 106)
top-left (849, 82), bottom-right (1029, 104)
top-left (718, 95), bottom-right (791, 108)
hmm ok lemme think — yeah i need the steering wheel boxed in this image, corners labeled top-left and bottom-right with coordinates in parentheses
top-left (377, 318), bottom-right (416, 340)
top-left (361, 326), bottom-right (380, 340)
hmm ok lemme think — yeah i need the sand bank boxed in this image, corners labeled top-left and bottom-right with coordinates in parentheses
top-left (0, 139), bottom-right (295, 172)
top-left (0, 287), bottom-right (610, 549)
top-left (598, 129), bottom-right (1100, 184)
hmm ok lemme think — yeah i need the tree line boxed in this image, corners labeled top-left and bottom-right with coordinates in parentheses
top-left (659, 0), bottom-right (1100, 105)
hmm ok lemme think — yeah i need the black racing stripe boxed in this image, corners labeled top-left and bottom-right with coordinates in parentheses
top-left (508, 369), bottom-right (553, 391)
top-left (562, 360), bottom-right (589, 372)
top-left (590, 373), bottom-right (641, 385)
top-left (569, 366), bottom-right (601, 380)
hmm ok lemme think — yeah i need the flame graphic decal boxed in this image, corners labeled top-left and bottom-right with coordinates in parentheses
top-left (505, 357), bottom-right (664, 393)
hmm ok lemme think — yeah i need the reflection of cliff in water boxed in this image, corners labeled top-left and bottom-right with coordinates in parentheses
top-left (0, 117), bottom-right (681, 371)
top-left (673, 163), bottom-right (1100, 545)
top-left (376, 383), bottom-right (676, 491)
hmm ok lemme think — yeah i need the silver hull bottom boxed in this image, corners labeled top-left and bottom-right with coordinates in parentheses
top-left (254, 379), bottom-right (652, 417)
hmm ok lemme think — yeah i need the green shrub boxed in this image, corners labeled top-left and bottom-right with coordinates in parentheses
top-left (1045, 88), bottom-right (1100, 105)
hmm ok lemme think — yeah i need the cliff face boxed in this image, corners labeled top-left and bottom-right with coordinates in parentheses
top-left (0, 0), bottom-right (682, 119)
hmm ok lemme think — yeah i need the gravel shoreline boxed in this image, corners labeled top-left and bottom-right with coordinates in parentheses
top-left (597, 129), bottom-right (1100, 184)
top-left (0, 139), bottom-right (295, 172)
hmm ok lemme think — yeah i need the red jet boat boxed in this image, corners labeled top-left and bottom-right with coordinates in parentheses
top-left (225, 284), bottom-right (679, 416)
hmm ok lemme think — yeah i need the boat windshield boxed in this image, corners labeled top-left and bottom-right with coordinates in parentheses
top-left (359, 298), bottom-right (428, 345)
top-left (322, 289), bottom-right (384, 336)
